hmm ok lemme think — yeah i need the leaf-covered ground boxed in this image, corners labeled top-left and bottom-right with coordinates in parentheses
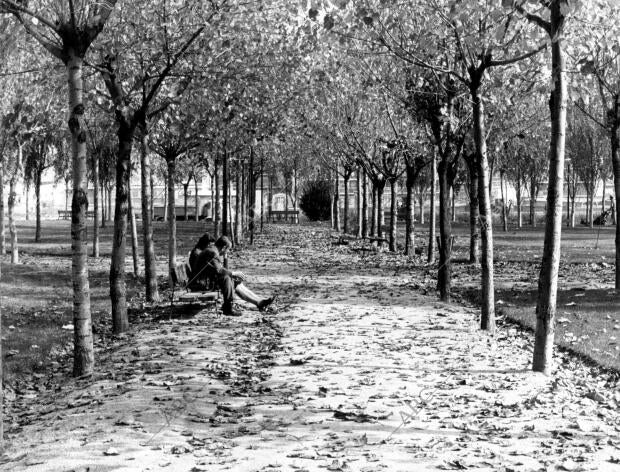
top-left (2, 224), bottom-right (620, 471)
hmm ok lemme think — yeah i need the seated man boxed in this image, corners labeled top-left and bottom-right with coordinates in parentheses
top-left (189, 235), bottom-right (274, 316)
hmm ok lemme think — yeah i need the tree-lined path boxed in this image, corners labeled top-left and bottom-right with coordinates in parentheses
top-left (3, 225), bottom-right (620, 471)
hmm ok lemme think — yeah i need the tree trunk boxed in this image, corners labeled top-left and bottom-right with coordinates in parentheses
top-left (150, 169), bottom-right (155, 222)
top-left (163, 178), bottom-right (168, 222)
top-left (468, 160), bottom-right (480, 264)
top-left (343, 173), bottom-right (349, 234)
top-left (356, 169), bottom-right (362, 238)
top-left (530, 178), bottom-right (537, 227)
top-left (294, 166), bottom-right (298, 225)
top-left (183, 182), bottom-right (189, 221)
top-left (334, 171), bottom-right (340, 231)
top-left (35, 171), bottom-right (42, 243)
top-left (533, 4), bottom-right (568, 374)
top-left (428, 151), bottom-right (437, 263)
top-left (214, 158), bottom-right (221, 237)
top-left (260, 156), bottom-right (264, 232)
top-left (611, 99), bottom-right (620, 289)
top-left (376, 180), bottom-right (386, 239)
top-left (389, 179), bottom-right (398, 252)
top-left (437, 158), bottom-right (452, 301)
top-left (167, 158), bottom-right (177, 287)
top-left (92, 156), bottom-right (99, 256)
top-left (110, 125), bottom-right (132, 335)
top-left (500, 170), bottom-right (508, 232)
top-left (139, 128), bottom-right (159, 302)
top-left (241, 162), bottom-right (246, 235)
top-left (194, 174), bottom-right (199, 222)
top-left (8, 177), bottom-right (18, 264)
top-left (249, 146), bottom-right (255, 244)
top-left (405, 166), bottom-right (415, 256)
top-left (471, 86), bottom-right (496, 332)
top-left (222, 150), bottom-right (229, 236)
top-left (129, 185), bottom-right (139, 277)
top-left (25, 183), bottom-right (29, 221)
top-left (418, 192), bottom-right (425, 225)
top-left (362, 170), bottom-right (369, 238)
top-left (67, 54), bottom-right (94, 376)
top-left (234, 161), bottom-right (241, 245)
top-left (0, 159), bottom-right (4, 255)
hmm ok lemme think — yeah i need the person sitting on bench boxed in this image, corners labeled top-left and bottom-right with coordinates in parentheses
top-left (188, 234), bottom-right (274, 316)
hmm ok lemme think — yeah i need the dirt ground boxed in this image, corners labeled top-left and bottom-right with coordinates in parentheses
top-left (2, 224), bottom-right (620, 471)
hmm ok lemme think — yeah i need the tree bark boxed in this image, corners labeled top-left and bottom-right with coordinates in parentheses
top-left (437, 158), bottom-right (452, 301)
top-left (334, 171), bottom-right (340, 231)
top-left (67, 54), bottom-right (94, 376)
top-left (468, 159), bottom-right (480, 264)
top-left (472, 85), bottom-right (496, 333)
top-left (343, 172), bottom-right (350, 234)
top-left (376, 179), bottom-right (386, 239)
top-left (129, 185), bottom-right (139, 277)
top-left (611, 97), bottom-right (620, 289)
top-left (235, 161), bottom-right (241, 245)
top-left (249, 146), bottom-right (256, 244)
top-left (139, 126), bottom-right (159, 302)
top-left (92, 155), bottom-right (99, 256)
top-left (194, 173), bottom-right (199, 222)
top-left (362, 170), bottom-right (369, 238)
top-left (214, 157), bottom-right (221, 237)
top-left (35, 170), bottom-right (42, 243)
top-left (0, 159), bottom-right (4, 255)
top-left (418, 192), bottom-right (425, 225)
top-left (183, 181), bottom-right (189, 221)
top-left (8, 175), bottom-right (18, 264)
top-left (389, 179), bottom-right (398, 252)
top-left (405, 166), bottom-right (415, 256)
top-left (530, 177), bottom-right (537, 227)
top-left (356, 169), bottom-right (362, 238)
top-left (110, 124), bottom-right (132, 335)
top-left (500, 170), bottom-right (508, 232)
top-left (167, 158), bottom-right (177, 287)
top-left (370, 183), bottom-right (376, 237)
top-left (428, 151), bottom-right (437, 263)
top-left (533, 4), bottom-right (568, 374)
top-left (222, 150), bottom-right (229, 236)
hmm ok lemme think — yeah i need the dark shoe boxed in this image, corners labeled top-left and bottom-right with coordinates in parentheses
top-left (258, 296), bottom-right (275, 312)
top-left (222, 303), bottom-right (242, 317)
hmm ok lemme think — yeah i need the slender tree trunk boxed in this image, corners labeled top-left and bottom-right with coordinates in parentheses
top-left (500, 170), bottom-right (508, 232)
top-left (241, 162), bottom-right (246, 234)
top-left (110, 125), bottom-right (133, 335)
top-left (471, 85), bottom-right (496, 332)
top-left (451, 187), bottom-right (456, 223)
top-left (589, 189), bottom-right (594, 228)
top-left (517, 184), bottom-right (523, 229)
top-left (389, 179), bottom-right (398, 252)
top-left (101, 185), bottom-right (106, 227)
top-left (468, 161), bottom-right (480, 263)
top-left (334, 171), bottom-right (340, 231)
top-left (260, 156), bottom-right (264, 232)
top-left (530, 178), bottom-right (537, 227)
top-left (163, 178), bottom-right (168, 222)
top-left (139, 128), bottom-right (159, 302)
top-left (183, 182), bottom-right (189, 222)
top-left (195, 175), bottom-right (199, 222)
top-left (222, 150), bottom-right (229, 236)
top-left (418, 192), bottom-right (425, 225)
top-left (67, 54), bottom-right (94, 376)
top-left (0, 159), bottom-right (4, 255)
top-left (294, 166), bottom-right (298, 225)
top-left (405, 168), bottom-right (415, 255)
top-left (249, 146), bottom-right (255, 244)
top-left (356, 169), bottom-right (362, 238)
top-left (428, 151), bottom-right (437, 263)
top-left (25, 183), bottom-right (29, 221)
top-left (533, 5), bottom-right (568, 374)
top-left (235, 161), bottom-right (241, 245)
top-left (343, 173), bottom-right (350, 234)
top-left (437, 158), bottom-right (452, 301)
top-left (129, 185), bottom-right (139, 277)
top-left (35, 171), bottom-right (42, 243)
top-left (376, 180), bottom-right (386, 239)
top-left (167, 158), bottom-right (177, 287)
top-left (8, 177), bottom-right (18, 264)
top-left (92, 156), bottom-right (99, 256)
top-left (362, 171), bottom-right (369, 238)
top-left (214, 158), bottom-right (221, 237)
top-left (611, 101), bottom-right (620, 289)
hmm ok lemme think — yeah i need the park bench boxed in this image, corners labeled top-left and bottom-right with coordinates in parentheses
top-left (57, 210), bottom-right (96, 219)
top-left (169, 259), bottom-right (219, 306)
top-left (269, 209), bottom-right (299, 223)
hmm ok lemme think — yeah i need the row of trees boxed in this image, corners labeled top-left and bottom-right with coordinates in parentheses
top-left (1, 0), bottom-right (619, 387)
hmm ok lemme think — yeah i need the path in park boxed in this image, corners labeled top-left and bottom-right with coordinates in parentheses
top-left (3, 226), bottom-right (620, 471)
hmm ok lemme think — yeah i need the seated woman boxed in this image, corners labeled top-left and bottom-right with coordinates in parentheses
top-left (189, 234), bottom-right (274, 316)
